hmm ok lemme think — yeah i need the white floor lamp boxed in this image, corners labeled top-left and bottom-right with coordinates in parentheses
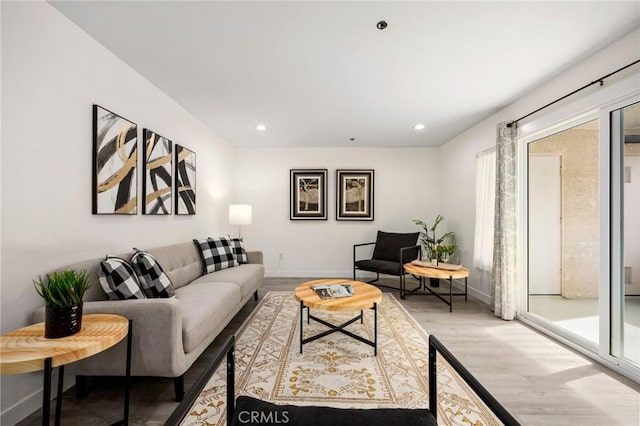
top-left (229, 204), bottom-right (252, 239)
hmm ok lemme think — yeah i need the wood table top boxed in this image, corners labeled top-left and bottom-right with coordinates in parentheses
top-left (404, 263), bottom-right (470, 279)
top-left (294, 279), bottom-right (382, 311)
top-left (0, 314), bottom-right (129, 375)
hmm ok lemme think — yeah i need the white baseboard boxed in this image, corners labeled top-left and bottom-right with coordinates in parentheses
top-left (265, 271), bottom-right (493, 306)
top-left (266, 270), bottom-right (375, 279)
top-left (1, 376), bottom-right (74, 425)
top-left (466, 285), bottom-right (491, 305)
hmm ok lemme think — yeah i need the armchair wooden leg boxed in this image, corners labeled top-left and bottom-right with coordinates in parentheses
top-left (253, 290), bottom-right (258, 301)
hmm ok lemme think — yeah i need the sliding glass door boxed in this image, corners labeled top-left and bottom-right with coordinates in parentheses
top-left (610, 102), bottom-right (640, 366)
top-left (522, 97), bottom-right (640, 378)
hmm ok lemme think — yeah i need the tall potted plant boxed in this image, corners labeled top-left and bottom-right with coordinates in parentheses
top-left (414, 215), bottom-right (458, 264)
top-left (34, 270), bottom-right (93, 338)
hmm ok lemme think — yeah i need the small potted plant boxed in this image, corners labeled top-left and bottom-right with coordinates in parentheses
top-left (414, 215), bottom-right (458, 264)
top-left (34, 270), bottom-right (93, 338)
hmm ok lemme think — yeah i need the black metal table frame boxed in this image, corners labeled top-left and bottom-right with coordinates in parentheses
top-left (401, 274), bottom-right (468, 312)
top-left (41, 319), bottom-right (133, 426)
top-left (299, 302), bottom-right (378, 355)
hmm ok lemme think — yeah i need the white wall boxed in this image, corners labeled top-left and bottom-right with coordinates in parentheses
top-left (233, 147), bottom-right (440, 277)
top-left (1, 2), bottom-right (235, 422)
top-left (439, 28), bottom-right (640, 302)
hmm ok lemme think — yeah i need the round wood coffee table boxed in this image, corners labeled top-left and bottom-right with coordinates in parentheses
top-left (294, 279), bottom-right (382, 355)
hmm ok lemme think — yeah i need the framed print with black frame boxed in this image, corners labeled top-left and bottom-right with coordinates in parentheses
top-left (336, 169), bottom-right (374, 221)
top-left (92, 105), bottom-right (138, 215)
top-left (175, 144), bottom-right (196, 215)
top-left (142, 129), bottom-right (172, 215)
top-left (290, 169), bottom-right (328, 220)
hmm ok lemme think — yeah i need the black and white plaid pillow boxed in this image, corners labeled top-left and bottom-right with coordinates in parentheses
top-left (131, 248), bottom-right (175, 298)
top-left (227, 236), bottom-right (248, 264)
top-left (193, 237), bottom-right (238, 274)
top-left (98, 256), bottom-right (146, 300)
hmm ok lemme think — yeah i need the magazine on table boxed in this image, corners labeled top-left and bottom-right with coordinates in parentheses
top-left (311, 284), bottom-right (354, 299)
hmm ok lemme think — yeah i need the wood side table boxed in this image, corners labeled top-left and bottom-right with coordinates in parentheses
top-left (403, 263), bottom-right (469, 312)
top-left (294, 279), bottom-right (382, 355)
top-left (0, 314), bottom-right (132, 426)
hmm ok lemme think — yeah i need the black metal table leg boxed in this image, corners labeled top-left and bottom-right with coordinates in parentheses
top-left (300, 301), bottom-right (304, 354)
top-left (301, 306), bottom-right (378, 355)
top-left (110, 319), bottom-right (133, 426)
top-left (449, 276), bottom-right (453, 312)
top-left (374, 303), bottom-right (378, 356)
top-left (123, 319), bottom-right (132, 426)
top-left (55, 365), bottom-right (64, 426)
top-left (465, 277), bottom-right (468, 301)
top-left (226, 340), bottom-right (235, 421)
top-left (42, 358), bottom-right (52, 426)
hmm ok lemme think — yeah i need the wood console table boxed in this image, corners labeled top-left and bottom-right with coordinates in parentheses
top-left (0, 314), bottom-right (132, 426)
top-left (403, 263), bottom-right (469, 312)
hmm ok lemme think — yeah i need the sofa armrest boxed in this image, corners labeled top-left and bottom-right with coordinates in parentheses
top-left (33, 298), bottom-right (186, 377)
top-left (246, 250), bottom-right (263, 265)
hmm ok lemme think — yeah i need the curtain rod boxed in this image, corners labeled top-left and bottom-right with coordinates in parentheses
top-left (506, 59), bottom-right (640, 128)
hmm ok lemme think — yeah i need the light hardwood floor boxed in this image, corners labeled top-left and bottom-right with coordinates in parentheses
top-left (17, 277), bottom-right (640, 425)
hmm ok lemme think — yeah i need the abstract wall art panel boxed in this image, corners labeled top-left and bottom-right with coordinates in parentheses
top-left (290, 169), bottom-right (328, 220)
top-left (336, 169), bottom-right (374, 221)
top-left (142, 129), bottom-right (172, 215)
top-left (92, 105), bottom-right (138, 214)
top-left (175, 144), bottom-right (196, 215)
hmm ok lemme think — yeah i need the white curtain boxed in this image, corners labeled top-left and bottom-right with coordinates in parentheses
top-left (492, 122), bottom-right (518, 320)
top-left (473, 148), bottom-right (496, 272)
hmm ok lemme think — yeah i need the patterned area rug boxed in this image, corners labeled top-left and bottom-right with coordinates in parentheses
top-left (180, 291), bottom-right (499, 425)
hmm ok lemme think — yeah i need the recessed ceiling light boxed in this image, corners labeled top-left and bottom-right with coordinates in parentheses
top-left (413, 123), bottom-right (425, 130)
top-left (256, 124), bottom-right (267, 131)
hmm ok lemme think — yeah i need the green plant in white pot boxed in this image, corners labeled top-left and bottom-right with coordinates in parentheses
top-left (34, 270), bottom-right (93, 338)
top-left (413, 215), bottom-right (458, 264)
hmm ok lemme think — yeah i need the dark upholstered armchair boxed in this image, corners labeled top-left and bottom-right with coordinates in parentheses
top-left (353, 231), bottom-right (421, 297)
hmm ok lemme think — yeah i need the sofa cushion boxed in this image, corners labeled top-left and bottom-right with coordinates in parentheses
top-left (193, 264), bottom-right (264, 299)
top-left (228, 237), bottom-right (248, 264)
top-left (193, 237), bottom-right (238, 274)
top-left (98, 256), bottom-right (146, 300)
top-left (354, 259), bottom-right (402, 276)
top-left (147, 242), bottom-right (203, 290)
top-left (174, 281), bottom-right (241, 353)
top-left (131, 248), bottom-right (175, 298)
top-left (371, 231), bottom-right (420, 262)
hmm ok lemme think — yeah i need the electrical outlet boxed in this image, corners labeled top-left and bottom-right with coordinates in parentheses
top-left (279, 253), bottom-right (284, 260)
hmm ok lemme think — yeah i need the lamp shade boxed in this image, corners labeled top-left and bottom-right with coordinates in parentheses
top-left (229, 204), bottom-right (252, 225)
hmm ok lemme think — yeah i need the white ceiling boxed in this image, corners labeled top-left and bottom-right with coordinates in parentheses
top-left (50, 1), bottom-right (640, 148)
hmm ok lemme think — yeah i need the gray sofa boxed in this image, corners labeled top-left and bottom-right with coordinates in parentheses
top-left (34, 240), bottom-right (264, 401)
